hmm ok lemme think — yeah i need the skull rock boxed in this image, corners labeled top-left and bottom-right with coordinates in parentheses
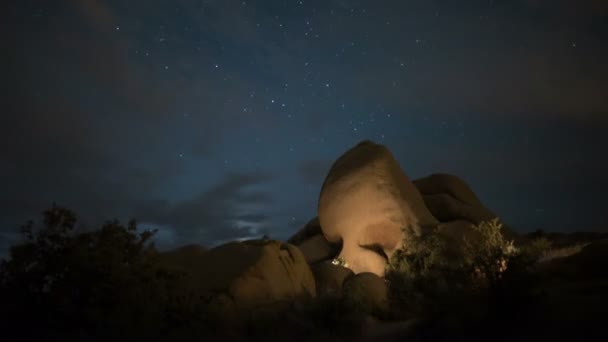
top-left (318, 140), bottom-right (435, 276)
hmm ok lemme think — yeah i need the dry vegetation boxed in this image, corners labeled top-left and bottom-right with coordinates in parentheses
top-left (1, 207), bottom-right (605, 341)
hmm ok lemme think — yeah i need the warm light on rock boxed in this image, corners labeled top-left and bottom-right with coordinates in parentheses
top-left (318, 140), bottom-right (435, 276)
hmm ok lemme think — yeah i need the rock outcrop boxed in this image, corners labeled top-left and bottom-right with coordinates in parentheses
top-left (342, 272), bottom-right (390, 316)
top-left (288, 217), bottom-right (340, 264)
top-left (413, 173), bottom-right (515, 238)
top-left (413, 173), bottom-right (498, 224)
top-left (318, 140), bottom-right (438, 276)
top-left (159, 239), bottom-right (316, 318)
top-left (312, 261), bottom-right (354, 297)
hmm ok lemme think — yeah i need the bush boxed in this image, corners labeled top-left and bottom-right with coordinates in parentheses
top-left (461, 218), bottom-right (519, 288)
top-left (0, 205), bottom-right (208, 340)
top-left (385, 218), bottom-right (521, 321)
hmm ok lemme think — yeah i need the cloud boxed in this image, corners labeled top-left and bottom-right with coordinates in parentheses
top-left (140, 172), bottom-right (276, 246)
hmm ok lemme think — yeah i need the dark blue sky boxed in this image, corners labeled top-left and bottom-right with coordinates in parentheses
top-left (2, 0), bottom-right (607, 255)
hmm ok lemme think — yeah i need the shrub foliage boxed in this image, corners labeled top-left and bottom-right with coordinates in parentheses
top-left (0, 205), bottom-right (207, 340)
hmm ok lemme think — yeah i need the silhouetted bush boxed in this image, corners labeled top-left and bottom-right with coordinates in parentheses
top-left (0, 205), bottom-right (209, 341)
top-left (384, 218), bottom-right (522, 338)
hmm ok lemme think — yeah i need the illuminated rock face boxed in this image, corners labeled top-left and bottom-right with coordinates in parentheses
top-left (318, 140), bottom-right (434, 276)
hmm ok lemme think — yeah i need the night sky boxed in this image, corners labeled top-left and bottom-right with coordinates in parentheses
top-left (2, 0), bottom-right (607, 256)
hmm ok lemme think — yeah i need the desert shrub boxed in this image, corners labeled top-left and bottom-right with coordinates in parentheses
top-left (385, 232), bottom-right (466, 320)
top-left (385, 218), bottom-right (521, 322)
top-left (461, 218), bottom-right (519, 288)
top-left (387, 218), bottom-right (518, 287)
top-left (0, 205), bottom-right (210, 341)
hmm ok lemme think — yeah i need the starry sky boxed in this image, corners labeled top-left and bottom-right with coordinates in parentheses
top-left (2, 0), bottom-right (607, 256)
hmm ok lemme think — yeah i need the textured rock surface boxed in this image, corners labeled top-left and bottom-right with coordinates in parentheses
top-left (288, 217), bottom-right (340, 264)
top-left (297, 234), bottom-right (340, 264)
top-left (312, 261), bottom-right (354, 297)
top-left (421, 192), bottom-right (498, 224)
top-left (413, 173), bottom-right (515, 238)
top-left (318, 140), bottom-right (437, 276)
top-left (288, 217), bottom-right (322, 245)
top-left (160, 239), bottom-right (316, 316)
top-left (342, 272), bottom-right (390, 316)
top-left (413, 173), bottom-right (483, 207)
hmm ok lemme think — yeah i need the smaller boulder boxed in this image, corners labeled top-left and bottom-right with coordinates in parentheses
top-left (311, 261), bottom-right (354, 297)
top-left (160, 239), bottom-right (316, 322)
top-left (422, 193), bottom-right (497, 225)
top-left (288, 217), bottom-right (340, 264)
top-left (413, 173), bottom-right (483, 207)
top-left (298, 234), bottom-right (341, 264)
top-left (342, 272), bottom-right (390, 316)
top-left (413, 173), bottom-right (516, 238)
top-left (288, 217), bottom-right (322, 245)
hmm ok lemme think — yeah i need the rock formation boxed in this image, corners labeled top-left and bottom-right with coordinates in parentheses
top-left (157, 145), bottom-right (521, 324)
top-left (342, 272), bottom-right (390, 316)
top-left (413, 173), bottom-right (514, 238)
top-left (287, 217), bottom-right (340, 264)
top-left (318, 140), bottom-right (438, 276)
top-left (311, 260), bottom-right (354, 297)
top-left (158, 239), bottom-right (316, 317)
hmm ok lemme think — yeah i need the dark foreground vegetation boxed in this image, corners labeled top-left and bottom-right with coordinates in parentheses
top-left (1, 206), bottom-right (607, 341)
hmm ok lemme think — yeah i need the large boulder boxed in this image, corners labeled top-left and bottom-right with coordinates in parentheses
top-left (318, 140), bottom-right (438, 276)
top-left (413, 173), bottom-right (515, 238)
top-left (413, 173), bottom-right (483, 207)
top-left (159, 240), bottom-right (316, 317)
top-left (421, 193), bottom-right (498, 224)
